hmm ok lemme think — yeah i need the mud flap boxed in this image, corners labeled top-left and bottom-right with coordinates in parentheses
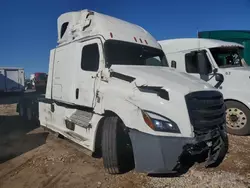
top-left (16, 103), bottom-right (19, 113)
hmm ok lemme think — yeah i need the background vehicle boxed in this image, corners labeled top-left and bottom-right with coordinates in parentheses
top-left (18, 10), bottom-right (228, 174)
top-left (160, 38), bottom-right (250, 135)
top-left (30, 72), bottom-right (47, 93)
top-left (0, 67), bottom-right (25, 94)
top-left (198, 30), bottom-right (250, 65)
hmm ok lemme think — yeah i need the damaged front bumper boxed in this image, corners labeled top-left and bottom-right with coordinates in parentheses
top-left (129, 128), bottom-right (228, 174)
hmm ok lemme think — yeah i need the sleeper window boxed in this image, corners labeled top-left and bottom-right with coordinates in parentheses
top-left (81, 43), bottom-right (100, 71)
top-left (60, 22), bottom-right (69, 38)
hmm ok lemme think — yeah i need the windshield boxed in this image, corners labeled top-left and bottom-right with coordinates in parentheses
top-left (104, 40), bottom-right (168, 67)
top-left (210, 47), bottom-right (244, 68)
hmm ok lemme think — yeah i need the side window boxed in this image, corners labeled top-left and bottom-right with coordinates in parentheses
top-left (185, 52), bottom-right (212, 73)
top-left (60, 22), bottom-right (69, 38)
top-left (81, 43), bottom-right (100, 71)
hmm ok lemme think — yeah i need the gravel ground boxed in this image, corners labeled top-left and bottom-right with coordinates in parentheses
top-left (0, 97), bottom-right (249, 188)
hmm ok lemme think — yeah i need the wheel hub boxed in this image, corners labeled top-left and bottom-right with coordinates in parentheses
top-left (226, 108), bottom-right (247, 129)
top-left (230, 114), bottom-right (238, 122)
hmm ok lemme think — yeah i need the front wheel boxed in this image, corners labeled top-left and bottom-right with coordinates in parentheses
top-left (101, 116), bottom-right (134, 174)
top-left (225, 100), bottom-right (250, 136)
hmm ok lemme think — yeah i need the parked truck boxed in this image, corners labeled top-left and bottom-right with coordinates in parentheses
top-left (17, 10), bottom-right (228, 174)
top-left (159, 38), bottom-right (250, 136)
top-left (0, 67), bottom-right (25, 94)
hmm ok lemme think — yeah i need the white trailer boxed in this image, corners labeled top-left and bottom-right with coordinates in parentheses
top-left (17, 10), bottom-right (228, 174)
top-left (0, 67), bottom-right (25, 93)
top-left (159, 38), bottom-right (250, 136)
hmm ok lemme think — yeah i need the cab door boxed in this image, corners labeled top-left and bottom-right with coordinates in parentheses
top-left (74, 38), bottom-right (104, 107)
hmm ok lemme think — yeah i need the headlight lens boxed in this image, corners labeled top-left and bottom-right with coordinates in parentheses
top-left (142, 110), bottom-right (180, 133)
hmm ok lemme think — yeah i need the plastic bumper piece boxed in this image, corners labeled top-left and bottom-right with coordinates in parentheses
top-left (129, 128), bottom-right (228, 174)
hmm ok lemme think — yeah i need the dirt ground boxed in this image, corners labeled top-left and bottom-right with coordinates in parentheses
top-left (0, 96), bottom-right (250, 188)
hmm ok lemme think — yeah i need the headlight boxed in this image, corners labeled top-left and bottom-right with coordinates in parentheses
top-left (142, 110), bottom-right (180, 133)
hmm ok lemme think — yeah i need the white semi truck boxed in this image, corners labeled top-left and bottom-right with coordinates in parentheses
top-left (159, 38), bottom-right (250, 136)
top-left (0, 67), bottom-right (25, 93)
top-left (18, 10), bottom-right (228, 174)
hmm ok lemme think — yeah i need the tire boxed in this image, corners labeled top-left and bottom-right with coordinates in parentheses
top-left (225, 100), bottom-right (250, 136)
top-left (101, 116), bottom-right (134, 174)
top-left (27, 107), bottom-right (33, 121)
top-left (19, 103), bottom-right (26, 119)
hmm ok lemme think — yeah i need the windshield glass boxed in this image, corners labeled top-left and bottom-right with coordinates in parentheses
top-left (210, 47), bottom-right (244, 68)
top-left (104, 40), bottom-right (168, 67)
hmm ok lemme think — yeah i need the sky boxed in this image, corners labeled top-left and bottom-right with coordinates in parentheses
top-left (1, 0), bottom-right (250, 77)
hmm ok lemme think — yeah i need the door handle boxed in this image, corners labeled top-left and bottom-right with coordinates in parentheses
top-left (76, 88), bottom-right (79, 99)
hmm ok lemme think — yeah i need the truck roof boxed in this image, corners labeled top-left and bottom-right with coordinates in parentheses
top-left (57, 9), bottom-right (160, 49)
top-left (159, 38), bottom-right (244, 53)
top-left (0, 67), bottom-right (24, 70)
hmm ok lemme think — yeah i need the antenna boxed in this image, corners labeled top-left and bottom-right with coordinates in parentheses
top-left (197, 27), bottom-right (200, 51)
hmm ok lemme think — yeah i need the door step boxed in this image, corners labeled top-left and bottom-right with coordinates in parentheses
top-left (69, 110), bottom-right (93, 128)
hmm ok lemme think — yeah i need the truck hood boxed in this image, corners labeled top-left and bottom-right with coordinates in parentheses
top-left (110, 65), bottom-right (214, 95)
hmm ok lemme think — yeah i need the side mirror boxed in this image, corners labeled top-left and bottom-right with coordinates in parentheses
top-left (197, 51), bottom-right (210, 75)
top-left (171, 60), bottom-right (177, 68)
top-left (215, 73), bottom-right (224, 82)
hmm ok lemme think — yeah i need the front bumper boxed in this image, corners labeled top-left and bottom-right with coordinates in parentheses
top-left (129, 128), bottom-right (228, 174)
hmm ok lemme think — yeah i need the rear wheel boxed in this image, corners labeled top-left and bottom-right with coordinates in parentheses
top-left (27, 107), bottom-right (33, 121)
top-left (19, 103), bottom-right (26, 119)
top-left (225, 101), bottom-right (250, 136)
top-left (101, 116), bottom-right (134, 174)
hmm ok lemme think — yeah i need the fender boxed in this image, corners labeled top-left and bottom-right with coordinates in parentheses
top-left (222, 90), bottom-right (250, 109)
top-left (91, 93), bottom-right (146, 154)
top-left (94, 86), bottom-right (193, 137)
top-left (102, 95), bottom-right (146, 132)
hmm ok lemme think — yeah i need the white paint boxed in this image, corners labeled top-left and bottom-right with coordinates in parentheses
top-left (160, 38), bottom-right (243, 54)
top-left (39, 10), bottom-right (220, 154)
top-left (159, 38), bottom-right (250, 110)
top-left (57, 9), bottom-right (160, 49)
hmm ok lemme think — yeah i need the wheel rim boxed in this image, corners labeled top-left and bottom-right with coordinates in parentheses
top-left (27, 108), bottom-right (32, 120)
top-left (226, 108), bottom-right (247, 129)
